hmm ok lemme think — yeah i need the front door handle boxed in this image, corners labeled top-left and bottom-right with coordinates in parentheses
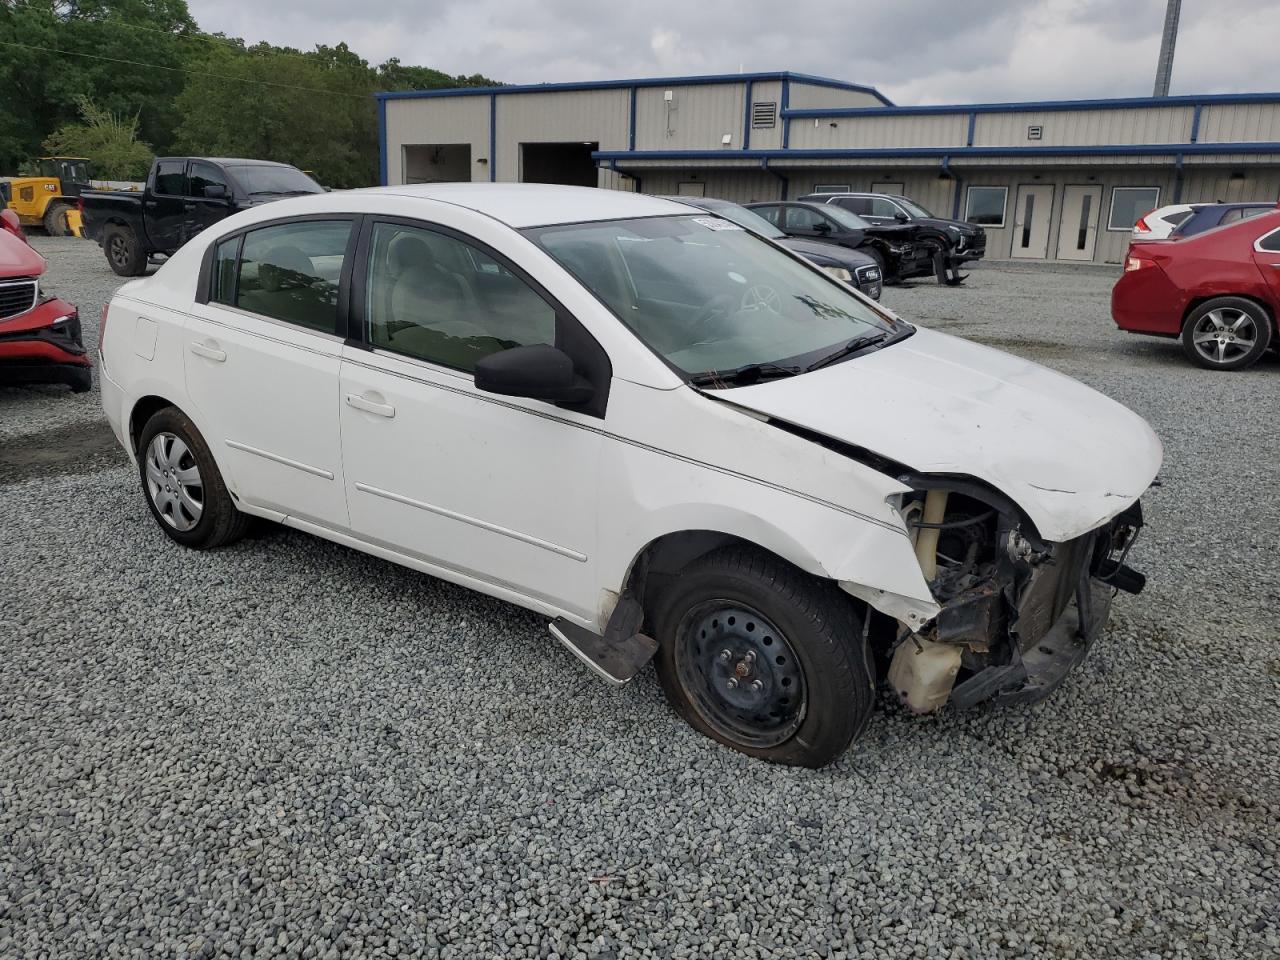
top-left (190, 340), bottom-right (226, 362)
top-left (345, 393), bottom-right (395, 418)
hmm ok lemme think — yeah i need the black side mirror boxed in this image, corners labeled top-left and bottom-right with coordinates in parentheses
top-left (203, 184), bottom-right (228, 200)
top-left (474, 344), bottom-right (594, 404)
top-left (894, 211), bottom-right (909, 223)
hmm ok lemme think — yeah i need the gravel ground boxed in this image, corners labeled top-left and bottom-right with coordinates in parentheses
top-left (2, 237), bottom-right (1278, 960)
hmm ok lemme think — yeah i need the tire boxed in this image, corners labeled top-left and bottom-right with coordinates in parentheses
top-left (68, 367), bottom-right (92, 393)
top-left (137, 406), bottom-right (251, 549)
top-left (104, 224), bottom-right (147, 277)
top-left (650, 546), bottom-right (875, 768)
top-left (1180, 297), bottom-right (1273, 371)
top-left (863, 246), bottom-right (889, 282)
top-left (43, 202), bottom-right (69, 236)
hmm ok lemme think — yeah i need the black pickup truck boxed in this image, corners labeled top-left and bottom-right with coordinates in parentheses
top-left (81, 157), bottom-right (323, 276)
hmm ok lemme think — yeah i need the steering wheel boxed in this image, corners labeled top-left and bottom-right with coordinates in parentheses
top-left (740, 284), bottom-right (783, 315)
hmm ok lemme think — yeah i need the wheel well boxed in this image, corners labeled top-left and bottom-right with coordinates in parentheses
top-left (1182, 294), bottom-right (1277, 334)
top-left (129, 396), bottom-right (177, 454)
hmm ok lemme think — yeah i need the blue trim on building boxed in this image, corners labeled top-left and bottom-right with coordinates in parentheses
top-left (593, 141), bottom-right (1280, 162)
top-left (628, 87), bottom-right (637, 151)
top-left (780, 78), bottom-right (791, 149)
top-left (742, 79), bottom-right (754, 150)
top-left (488, 93), bottom-right (497, 182)
top-left (781, 90), bottom-right (1280, 120)
top-left (1189, 104), bottom-right (1203, 143)
top-left (951, 176), bottom-right (964, 219)
top-left (377, 97), bottom-right (388, 186)
top-left (374, 71), bottom-right (893, 105)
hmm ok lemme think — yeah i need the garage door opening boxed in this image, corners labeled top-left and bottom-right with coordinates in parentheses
top-left (403, 144), bottom-right (471, 183)
top-left (520, 142), bottom-right (599, 187)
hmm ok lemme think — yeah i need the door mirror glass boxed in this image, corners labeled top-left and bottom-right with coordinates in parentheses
top-left (474, 344), bottom-right (594, 404)
top-left (203, 184), bottom-right (228, 200)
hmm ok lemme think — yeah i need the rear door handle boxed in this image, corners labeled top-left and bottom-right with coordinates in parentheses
top-left (190, 341), bottom-right (226, 362)
top-left (345, 393), bottom-right (395, 418)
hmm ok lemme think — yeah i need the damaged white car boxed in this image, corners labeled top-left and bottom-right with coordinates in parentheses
top-left (99, 185), bottom-right (1161, 767)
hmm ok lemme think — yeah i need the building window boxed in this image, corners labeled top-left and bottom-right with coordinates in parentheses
top-left (1108, 187), bottom-right (1160, 231)
top-left (750, 102), bottom-right (777, 129)
top-left (812, 183), bottom-right (851, 194)
top-left (964, 186), bottom-right (1008, 227)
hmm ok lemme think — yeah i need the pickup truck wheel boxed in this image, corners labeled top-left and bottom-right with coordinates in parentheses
top-left (104, 225), bottom-right (147, 277)
top-left (1180, 297), bottom-right (1272, 371)
top-left (43, 202), bottom-right (70, 236)
top-left (138, 407), bottom-right (251, 549)
top-left (651, 546), bottom-right (874, 768)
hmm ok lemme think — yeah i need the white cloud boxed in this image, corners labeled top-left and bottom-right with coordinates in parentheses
top-left (188, 0), bottom-right (1278, 102)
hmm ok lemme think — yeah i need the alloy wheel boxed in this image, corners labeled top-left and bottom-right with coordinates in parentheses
top-left (1190, 308), bottom-right (1258, 366)
top-left (145, 432), bottom-right (203, 531)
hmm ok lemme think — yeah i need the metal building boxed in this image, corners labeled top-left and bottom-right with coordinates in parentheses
top-left (377, 71), bottom-right (1280, 264)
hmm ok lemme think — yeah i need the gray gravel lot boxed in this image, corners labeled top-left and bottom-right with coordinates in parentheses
top-left (2, 237), bottom-right (1278, 959)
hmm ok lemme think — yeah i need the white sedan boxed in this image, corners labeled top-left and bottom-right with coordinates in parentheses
top-left (99, 184), bottom-right (1162, 767)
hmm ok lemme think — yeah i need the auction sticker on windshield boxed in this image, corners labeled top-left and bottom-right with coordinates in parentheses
top-left (691, 217), bottom-right (743, 231)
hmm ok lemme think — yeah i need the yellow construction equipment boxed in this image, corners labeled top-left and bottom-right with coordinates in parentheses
top-left (1, 157), bottom-right (93, 236)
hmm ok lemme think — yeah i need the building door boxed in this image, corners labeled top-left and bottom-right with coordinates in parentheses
top-left (520, 142), bottom-right (598, 186)
top-left (1056, 185), bottom-right (1101, 261)
top-left (1011, 184), bottom-right (1054, 259)
top-left (871, 181), bottom-right (904, 195)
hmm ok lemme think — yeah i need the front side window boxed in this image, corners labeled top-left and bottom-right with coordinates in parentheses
top-left (528, 215), bottom-right (909, 380)
top-left (1108, 187), bottom-right (1160, 231)
top-left (751, 205), bottom-right (782, 226)
top-left (896, 197), bottom-right (935, 219)
top-left (188, 161), bottom-right (229, 199)
top-left (154, 160), bottom-right (186, 196)
top-left (365, 222), bottom-right (555, 372)
top-left (965, 186), bottom-right (1008, 226)
top-left (868, 197), bottom-right (902, 219)
top-left (232, 220), bottom-right (352, 333)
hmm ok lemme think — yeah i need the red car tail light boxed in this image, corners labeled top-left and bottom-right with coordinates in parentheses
top-left (1133, 211), bottom-right (1154, 233)
top-left (1125, 256), bottom-right (1156, 273)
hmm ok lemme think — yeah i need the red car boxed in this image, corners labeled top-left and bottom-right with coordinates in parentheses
top-left (0, 215), bottom-right (91, 392)
top-left (1112, 209), bottom-right (1280, 371)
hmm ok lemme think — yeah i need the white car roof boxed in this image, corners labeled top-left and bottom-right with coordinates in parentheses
top-left (364, 183), bottom-right (694, 228)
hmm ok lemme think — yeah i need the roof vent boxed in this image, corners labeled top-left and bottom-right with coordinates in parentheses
top-left (751, 101), bottom-right (777, 129)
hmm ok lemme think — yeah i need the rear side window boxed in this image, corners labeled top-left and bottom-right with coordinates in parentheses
top-left (834, 197), bottom-right (872, 216)
top-left (211, 220), bottom-right (352, 334)
top-left (1257, 228), bottom-right (1280, 253)
top-left (751, 205), bottom-right (782, 225)
top-left (154, 160), bottom-right (186, 196)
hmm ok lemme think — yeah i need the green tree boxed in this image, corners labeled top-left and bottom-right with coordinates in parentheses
top-left (43, 96), bottom-right (154, 178)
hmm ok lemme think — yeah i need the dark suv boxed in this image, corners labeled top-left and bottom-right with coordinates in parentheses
top-left (799, 192), bottom-right (987, 265)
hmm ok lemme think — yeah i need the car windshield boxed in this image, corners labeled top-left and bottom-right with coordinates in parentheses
top-left (821, 205), bottom-right (872, 230)
top-left (230, 165), bottom-right (322, 196)
top-left (526, 215), bottom-right (909, 381)
top-left (896, 197), bottom-right (934, 218)
top-left (695, 202), bottom-right (787, 239)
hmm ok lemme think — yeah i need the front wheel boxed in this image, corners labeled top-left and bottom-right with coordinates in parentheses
top-left (1180, 297), bottom-right (1272, 370)
top-left (137, 407), bottom-right (251, 549)
top-left (43, 202), bottom-right (70, 236)
top-left (651, 547), bottom-right (874, 767)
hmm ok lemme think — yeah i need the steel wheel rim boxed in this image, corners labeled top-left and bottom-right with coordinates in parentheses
top-left (145, 432), bottom-right (203, 532)
top-left (1192, 308), bottom-right (1257, 365)
top-left (673, 600), bottom-right (807, 749)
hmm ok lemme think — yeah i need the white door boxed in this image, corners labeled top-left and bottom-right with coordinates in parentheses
top-left (184, 218), bottom-right (355, 528)
top-left (1011, 184), bottom-right (1054, 259)
top-left (338, 219), bottom-right (603, 619)
top-left (1056, 185), bottom-right (1102, 261)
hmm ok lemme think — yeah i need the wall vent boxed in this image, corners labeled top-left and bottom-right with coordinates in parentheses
top-left (751, 102), bottom-right (777, 129)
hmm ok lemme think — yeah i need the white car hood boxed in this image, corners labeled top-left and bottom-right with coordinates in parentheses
top-left (718, 326), bottom-right (1163, 542)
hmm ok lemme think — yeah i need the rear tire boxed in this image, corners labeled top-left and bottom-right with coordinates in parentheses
top-left (43, 202), bottom-right (70, 236)
top-left (1180, 297), bottom-right (1272, 370)
top-left (137, 407), bottom-right (251, 549)
top-left (104, 224), bottom-right (147, 277)
top-left (650, 546), bottom-right (874, 768)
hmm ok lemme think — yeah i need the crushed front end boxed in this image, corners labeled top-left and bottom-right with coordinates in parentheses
top-left (0, 283), bottom-right (91, 391)
top-left (886, 480), bottom-right (1146, 713)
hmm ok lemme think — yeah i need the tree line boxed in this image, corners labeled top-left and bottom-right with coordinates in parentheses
top-left (0, 0), bottom-right (497, 187)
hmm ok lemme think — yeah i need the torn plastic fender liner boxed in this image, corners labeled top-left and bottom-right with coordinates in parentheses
top-left (841, 581), bottom-right (939, 628)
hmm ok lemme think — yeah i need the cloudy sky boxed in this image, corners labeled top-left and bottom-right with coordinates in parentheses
top-left (189, 0), bottom-right (1276, 104)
